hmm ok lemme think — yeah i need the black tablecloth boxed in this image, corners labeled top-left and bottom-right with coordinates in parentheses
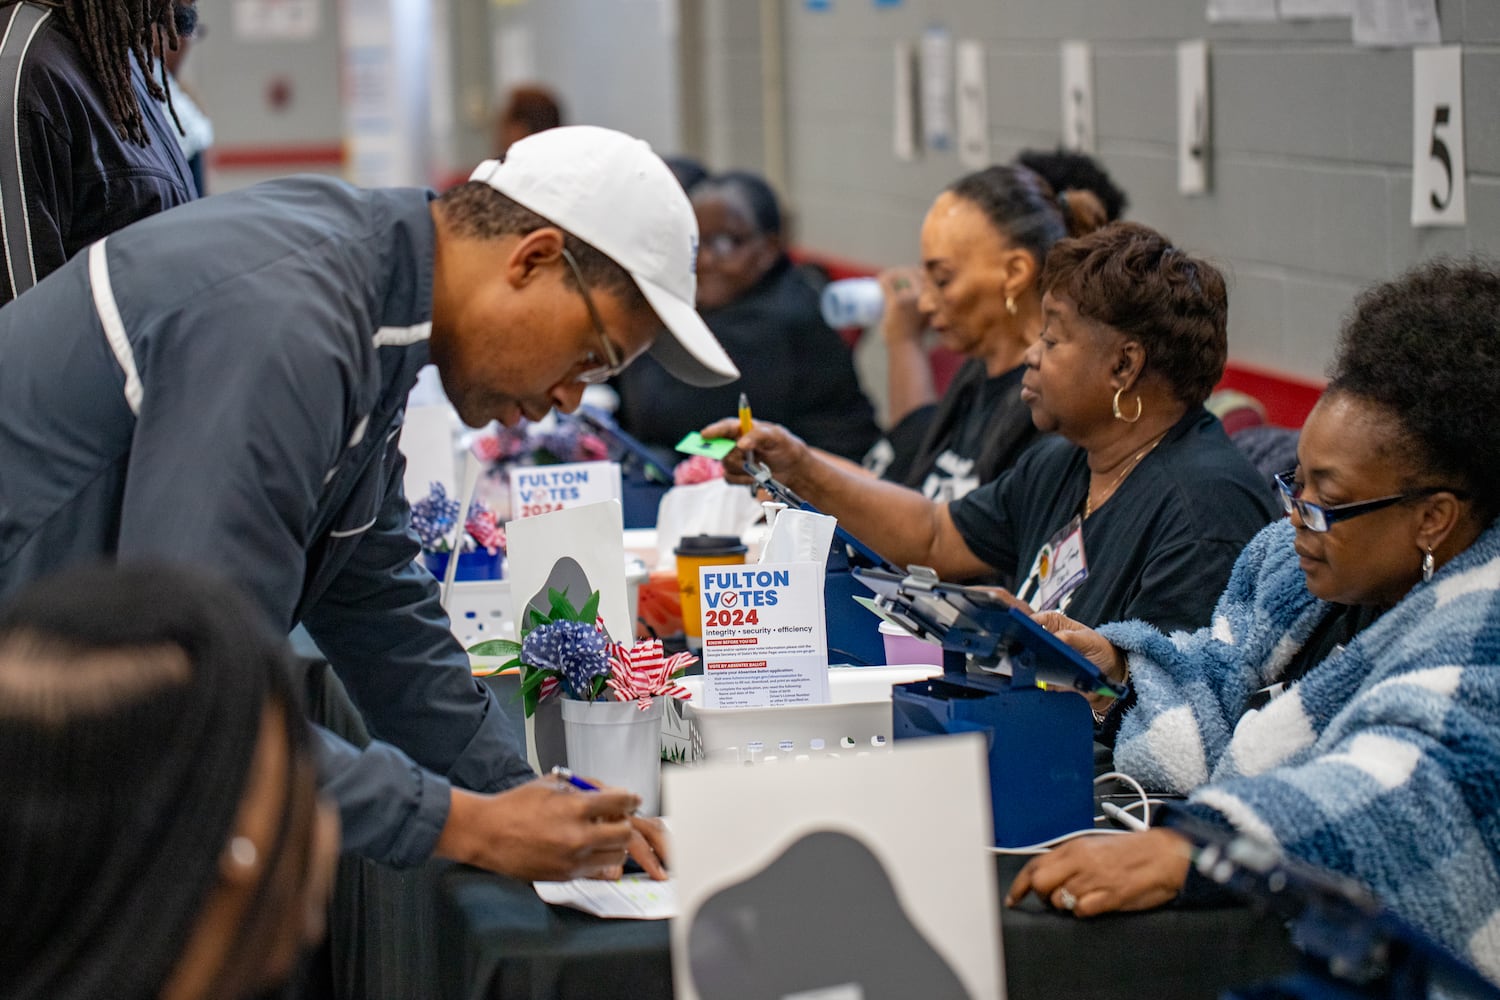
top-left (437, 854), bottom-right (1299, 1000)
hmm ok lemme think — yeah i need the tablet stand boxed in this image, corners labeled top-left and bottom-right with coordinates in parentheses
top-left (862, 566), bottom-right (1100, 848)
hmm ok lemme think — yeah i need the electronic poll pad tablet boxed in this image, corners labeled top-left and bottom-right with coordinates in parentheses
top-left (851, 566), bottom-right (1127, 699)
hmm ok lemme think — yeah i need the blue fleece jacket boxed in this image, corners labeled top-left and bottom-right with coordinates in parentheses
top-left (1103, 518), bottom-right (1500, 981)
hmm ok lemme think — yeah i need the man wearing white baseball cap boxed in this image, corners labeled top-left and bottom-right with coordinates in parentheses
top-left (0, 126), bottom-right (736, 890)
top-left (466, 125), bottom-right (737, 391)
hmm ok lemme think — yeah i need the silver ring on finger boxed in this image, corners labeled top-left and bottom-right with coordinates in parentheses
top-left (1056, 887), bottom-right (1078, 911)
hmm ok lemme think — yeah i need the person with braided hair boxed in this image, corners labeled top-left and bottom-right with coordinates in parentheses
top-left (0, 562), bottom-right (340, 1000)
top-left (0, 0), bottom-right (196, 306)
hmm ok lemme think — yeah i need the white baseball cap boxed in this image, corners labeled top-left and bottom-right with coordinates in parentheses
top-left (469, 125), bottom-right (739, 388)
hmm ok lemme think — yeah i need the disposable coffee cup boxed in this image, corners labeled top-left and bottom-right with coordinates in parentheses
top-left (819, 277), bottom-right (884, 328)
top-left (674, 535), bottom-right (749, 645)
top-left (879, 620), bottom-right (944, 667)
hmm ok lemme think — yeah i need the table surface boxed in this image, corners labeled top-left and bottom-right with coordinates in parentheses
top-left (438, 853), bottom-right (1299, 1000)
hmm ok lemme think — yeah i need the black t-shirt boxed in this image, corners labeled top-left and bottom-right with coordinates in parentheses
top-left (612, 257), bottom-right (880, 462)
top-left (863, 358), bottom-right (1041, 503)
top-left (862, 404), bottom-right (935, 485)
top-left (1240, 602), bottom-right (1383, 713)
top-left (948, 407), bottom-right (1278, 633)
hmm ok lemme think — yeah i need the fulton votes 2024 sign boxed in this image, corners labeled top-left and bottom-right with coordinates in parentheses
top-left (507, 461), bottom-right (622, 518)
top-left (698, 561), bottom-right (830, 709)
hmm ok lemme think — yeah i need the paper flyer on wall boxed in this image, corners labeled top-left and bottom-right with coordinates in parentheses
top-left (699, 561), bottom-right (830, 709)
top-left (1352, 0), bottom-right (1439, 47)
top-left (1206, 0), bottom-right (1277, 21)
top-left (1279, 0), bottom-right (1352, 18)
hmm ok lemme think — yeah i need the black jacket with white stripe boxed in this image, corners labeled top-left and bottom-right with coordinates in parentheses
top-left (0, 177), bottom-right (536, 865)
top-left (0, 0), bottom-right (195, 305)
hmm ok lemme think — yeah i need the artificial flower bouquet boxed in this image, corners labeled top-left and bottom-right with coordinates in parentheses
top-left (469, 414), bottom-right (610, 522)
top-left (411, 481), bottom-right (506, 579)
top-left (471, 414), bottom-right (610, 469)
top-left (468, 588), bottom-right (695, 718)
top-left (470, 590), bottom-right (696, 808)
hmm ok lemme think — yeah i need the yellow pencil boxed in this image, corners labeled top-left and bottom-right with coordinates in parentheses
top-left (738, 392), bottom-right (753, 437)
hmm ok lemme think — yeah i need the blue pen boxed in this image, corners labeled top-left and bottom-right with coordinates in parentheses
top-left (550, 765), bottom-right (600, 792)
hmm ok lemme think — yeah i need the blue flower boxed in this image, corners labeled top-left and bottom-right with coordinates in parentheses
top-left (411, 482), bottom-right (462, 551)
top-left (522, 620), bottom-right (609, 700)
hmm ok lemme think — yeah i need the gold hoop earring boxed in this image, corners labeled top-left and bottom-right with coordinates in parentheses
top-left (1005, 295), bottom-right (1017, 317)
top-left (1112, 386), bottom-right (1143, 423)
top-left (1422, 546), bottom-right (1435, 583)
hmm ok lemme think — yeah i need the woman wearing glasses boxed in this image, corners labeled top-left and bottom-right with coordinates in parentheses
top-left (1009, 260), bottom-right (1500, 981)
top-left (612, 170), bottom-right (880, 463)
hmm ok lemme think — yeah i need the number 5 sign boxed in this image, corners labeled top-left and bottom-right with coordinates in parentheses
top-left (1411, 46), bottom-right (1465, 228)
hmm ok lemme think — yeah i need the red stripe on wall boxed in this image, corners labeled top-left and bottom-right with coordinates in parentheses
top-left (1217, 361), bottom-right (1324, 429)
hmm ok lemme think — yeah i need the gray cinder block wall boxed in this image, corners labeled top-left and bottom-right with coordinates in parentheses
top-left (755, 0), bottom-right (1500, 382)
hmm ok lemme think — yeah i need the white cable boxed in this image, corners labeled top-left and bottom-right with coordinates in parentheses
top-left (1101, 802), bottom-right (1150, 831)
top-left (1095, 770), bottom-right (1151, 828)
top-left (987, 827), bottom-right (1133, 855)
top-left (988, 770), bottom-right (1154, 855)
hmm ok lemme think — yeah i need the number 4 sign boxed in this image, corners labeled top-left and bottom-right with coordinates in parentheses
top-left (1411, 46), bottom-right (1465, 228)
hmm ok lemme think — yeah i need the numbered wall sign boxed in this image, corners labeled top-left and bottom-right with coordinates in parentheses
top-left (1411, 46), bottom-right (1465, 228)
top-left (955, 39), bottom-right (990, 170)
top-left (920, 25), bottom-right (955, 153)
top-left (893, 40), bottom-right (919, 161)
top-left (1060, 41), bottom-right (1095, 155)
top-left (1177, 40), bottom-right (1210, 195)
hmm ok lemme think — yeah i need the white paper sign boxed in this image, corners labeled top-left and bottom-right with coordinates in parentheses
top-left (666, 735), bottom-right (1004, 1000)
top-left (1060, 41), bottom-right (1095, 155)
top-left (492, 24), bottom-right (536, 93)
top-left (1279, 0), bottom-right (1352, 18)
top-left (1353, 0), bottom-right (1440, 47)
top-left (504, 500), bottom-right (631, 642)
top-left (955, 40), bottom-right (990, 170)
top-left (1177, 40), bottom-right (1211, 196)
top-left (920, 26), bottom-right (954, 153)
top-left (508, 461), bottom-right (622, 519)
top-left (700, 562), bottom-right (830, 709)
top-left (1410, 46), bottom-right (1465, 228)
top-left (1206, 0), bottom-right (1278, 21)
top-left (398, 405), bottom-right (457, 504)
top-left (893, 41), bottom-right (919, 161)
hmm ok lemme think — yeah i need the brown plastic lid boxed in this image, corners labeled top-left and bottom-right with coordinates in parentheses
top-left (673, 534), bottom-right (748, 557)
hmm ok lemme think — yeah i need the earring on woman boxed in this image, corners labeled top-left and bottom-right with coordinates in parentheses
top-left (1005, 295), bottom-right (1017, 317)
top-left (1111, 385), bottom-right (1143, 423)
top-left (1422, 546), bottom-right (1435, 583)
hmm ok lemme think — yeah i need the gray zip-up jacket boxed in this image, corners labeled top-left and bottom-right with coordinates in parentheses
top-left (0, 176), bottom-right (534, 865)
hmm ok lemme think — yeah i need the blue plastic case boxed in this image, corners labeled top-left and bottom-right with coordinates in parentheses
top-left (853, 568), bottom-right (1115, 848)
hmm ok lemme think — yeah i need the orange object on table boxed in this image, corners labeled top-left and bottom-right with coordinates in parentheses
top-left (673, 536), bottom-right (748, 640)
top-left (636, 570), bottom-right (685, 640)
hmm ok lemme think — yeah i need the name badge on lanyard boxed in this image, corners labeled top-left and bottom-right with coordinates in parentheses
top-left (1019, 515), bottom-right (1089, 612)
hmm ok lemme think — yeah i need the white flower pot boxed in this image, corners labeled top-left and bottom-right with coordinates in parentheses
top-left (560, 696), bottom-right (665, 816)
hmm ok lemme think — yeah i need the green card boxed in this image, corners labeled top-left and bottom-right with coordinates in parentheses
top-left (675, 431), bottom-right (737, 459)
